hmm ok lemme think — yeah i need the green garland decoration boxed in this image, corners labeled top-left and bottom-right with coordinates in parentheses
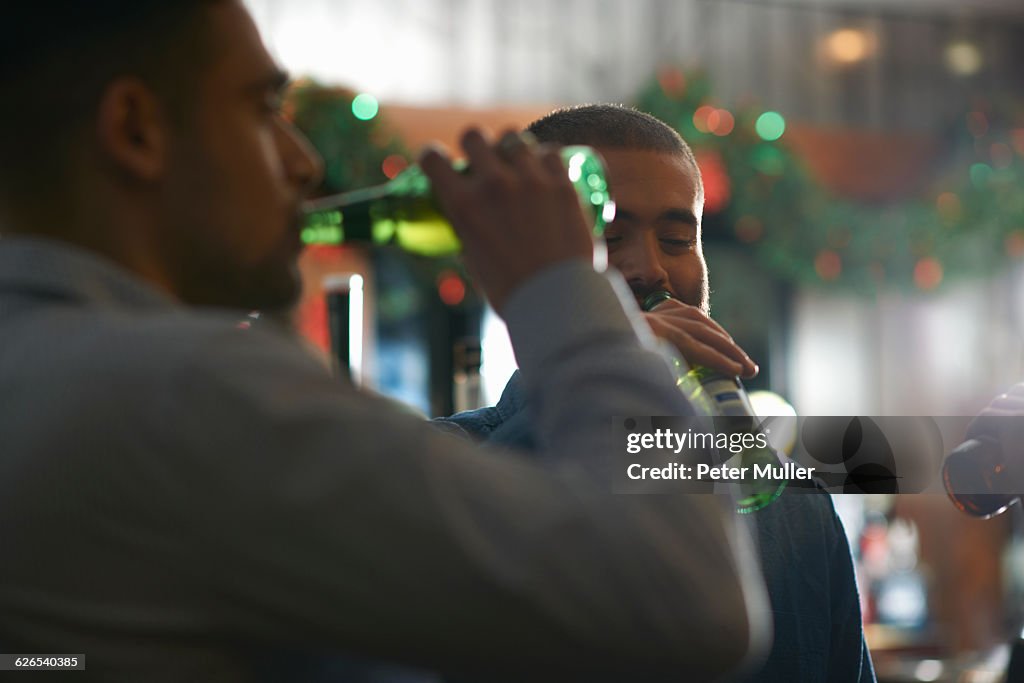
top-left (285, 81), bottom-right (479, 313)
top-left (285, 80), bottom-right (409, 196)
top-left (635, 68), bottom-right (1024, 293)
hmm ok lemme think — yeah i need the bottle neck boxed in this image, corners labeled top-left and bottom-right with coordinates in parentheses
top-left (641, 290), bottom-right (674, 312)
top-left (301, 173), bottom-right (419, 248)
top-left (303, 182), bottom-right (395, 214)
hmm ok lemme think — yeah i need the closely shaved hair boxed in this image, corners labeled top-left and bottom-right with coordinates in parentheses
top-left (526, 104), bottom-right (703, 201)
top-left (0, 1), bottom-right (223, 208)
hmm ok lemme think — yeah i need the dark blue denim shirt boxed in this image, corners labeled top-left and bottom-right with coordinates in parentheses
top-left (441, 371), bottom-right (877, 683)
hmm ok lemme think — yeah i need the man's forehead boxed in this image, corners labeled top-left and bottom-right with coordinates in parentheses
top-left (200, 0), bottom-right (281, 86)
top-left (597, 147), bottom-right (697, 177)
top-left (597, 147), bottom-right (701, 208)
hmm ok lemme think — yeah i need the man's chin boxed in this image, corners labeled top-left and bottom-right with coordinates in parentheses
top-left (246, 289), bottom-right (301, 315)
top-left (243, 272), bottom-right (302, 313)
top-left (181, 268), bottom-right (302, 313)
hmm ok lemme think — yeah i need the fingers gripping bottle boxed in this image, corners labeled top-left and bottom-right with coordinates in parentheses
top-left (641, 290), bottom-right (786, 513)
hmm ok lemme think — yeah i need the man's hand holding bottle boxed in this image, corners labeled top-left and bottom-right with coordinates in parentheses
top-left (641, 299), bottom-right (759, 380)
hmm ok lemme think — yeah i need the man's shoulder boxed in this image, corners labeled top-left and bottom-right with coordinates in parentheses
top-left (440, 371), bottom-right (539, 450)
top-left (753, 487), bottom-right (846, 551)
top-left (767, 485), bottom-right (840, 518)
top-left (3, 302), bottom-right (323, 399)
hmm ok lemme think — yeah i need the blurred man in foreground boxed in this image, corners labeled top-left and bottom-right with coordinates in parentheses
top-left (0, 1), bottom-right (770, 680)
top-left (446, 105), bottom-right (875, 682)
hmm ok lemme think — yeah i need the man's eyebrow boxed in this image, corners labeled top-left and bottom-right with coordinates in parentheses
top-left (245, 68), bottom-right (291, 94)
top-left (613, 208), bottom-right (699, 226)
top-left (661, 209), bottom-right (699, 226)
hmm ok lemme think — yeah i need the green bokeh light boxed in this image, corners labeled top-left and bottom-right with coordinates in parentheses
top-left (969, 163), bottom-right (993, 189)
top-left (351, 93), bottom-right (379, 121)
top-left (755, 111), bottom-right (786, 141)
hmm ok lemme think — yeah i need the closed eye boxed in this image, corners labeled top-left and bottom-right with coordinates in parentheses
top-left (659, 239), bottom-right (696, 256)
top-left (263, 92), bottom-right (285, 115)
top-left (245, 68), bottom-right (291, 117)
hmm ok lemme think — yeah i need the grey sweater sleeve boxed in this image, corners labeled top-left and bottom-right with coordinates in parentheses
top-left (155, 261), bottom-right (769, 682)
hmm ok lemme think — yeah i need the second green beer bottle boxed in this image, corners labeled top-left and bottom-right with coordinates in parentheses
top-left (641, 290), bottom-right (786, 514)
top-left (302, 146), bottom-right (615, 256)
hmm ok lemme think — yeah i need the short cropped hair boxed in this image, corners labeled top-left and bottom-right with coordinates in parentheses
top-left (0, 1), bottom-right (222, 205)
top-left (526, 104), bottom-right (703, 199)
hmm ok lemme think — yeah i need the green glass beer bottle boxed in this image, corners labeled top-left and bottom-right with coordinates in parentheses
top-left (301, 146), bottom-right (615, 256)
top-left (641, 290), bottom-right (786, 514)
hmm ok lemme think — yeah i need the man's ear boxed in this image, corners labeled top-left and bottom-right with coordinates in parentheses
top-left (95, 78), bottom-right (169, 182)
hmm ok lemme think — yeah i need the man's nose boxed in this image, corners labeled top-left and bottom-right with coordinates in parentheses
top-left (279, 120), bottom-right (325, 194)
top-left (618, 234), bottom-right (670, 293)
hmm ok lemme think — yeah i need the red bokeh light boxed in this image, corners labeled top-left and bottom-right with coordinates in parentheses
top-left (437, 270), bottom-right (466, 306)
top-left (693, 105), bottom-right (717, 134)
top-left (913, 257), bottom-right (943, 290)
top-left (1005, 230), bottom-right (1024, 258)
top-left (709, 109), bottom-right (735, 136)
top-left (382, 154), bottom-right (409, 180)
top-left (694, 149), bottom-right (731, 214)
top-left (814, 250), bottom-right (842, 281)
top-left (657, 67), bottom-right (687, 97)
